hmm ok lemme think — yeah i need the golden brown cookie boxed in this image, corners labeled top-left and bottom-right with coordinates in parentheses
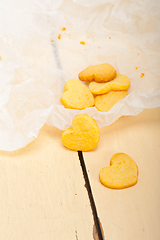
top-left (62, 114), bottom-right (100, 151)
top-left (89, 74), bottom-right (130, 95)
top-left (99, 153), bottom-right (138, 189)
top-left (78, 63), bottom-right (116, 83)
top-left (95, 91), bottom-right (128, 112)
top-left (60, 79), bottom-right (94, 110)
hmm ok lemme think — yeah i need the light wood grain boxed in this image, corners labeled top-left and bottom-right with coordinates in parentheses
top-left (84, 107), bottom-right (160, 240)
top-left (0, 108), bottom-right (160, 240)
top-left (0, 125), bottom-right (93, 240)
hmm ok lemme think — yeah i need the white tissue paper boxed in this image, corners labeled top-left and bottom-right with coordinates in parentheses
top-left (0, 0), bottom-right (160, 151)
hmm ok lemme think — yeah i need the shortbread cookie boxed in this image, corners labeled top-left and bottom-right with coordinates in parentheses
top-left (78, 63), bottom-right (116, 83)
top-left (89, 74), bottom-right (130, 95)
top-left (99, 153), bottom-right (138, 189)
top-left (95, 91), bottom-right (128, 112)
top-left (62, 114), bottom-right (100, 151)
top-left (60, 79), bottom-right (94, 110)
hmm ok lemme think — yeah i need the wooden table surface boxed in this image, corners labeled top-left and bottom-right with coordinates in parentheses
top-left (0, 107), bottom-right (160, 240)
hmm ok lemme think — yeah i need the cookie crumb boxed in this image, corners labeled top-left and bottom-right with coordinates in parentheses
top-left (62, 27), bottom-right (66, 31)
top-left (80, 41), bottom-right (85, 45)
top-left (58, 34), bottom-right (61, 39)
top-left (51, 40), bottom-right (54, 42)
top-left (140, 73), bottom-right (145, 78)
top-left (109, 37), bottom-right (111, 39)
top-left (135, 66), bottom-right (140, 69)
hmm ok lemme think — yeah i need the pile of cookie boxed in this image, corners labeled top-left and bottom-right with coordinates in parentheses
top-left (61, 63), bottom-right (130, 112)
top-left (60, 63), bottom-right (138, 189)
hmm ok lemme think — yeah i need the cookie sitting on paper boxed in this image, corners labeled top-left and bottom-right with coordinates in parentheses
top-left (78, 63), bottom-right (116, 83)
top-left (99, 153), bottom-right (138, 189)
top-left (95, 91), bottom-right (128, 112)
top-left (62, 114), bottom-right (100, 151)
top-left (60, 79), bottom-right (94, 110)
top-left (89, 74), bottom-right (130, 95)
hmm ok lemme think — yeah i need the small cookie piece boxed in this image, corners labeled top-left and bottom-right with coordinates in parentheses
top-left (95, 91), bottom-right (128, 112)
top-left (99, 153), bottom-right (138, 189)
top-left (60, 79), bottom-right (94, 110)
top-left (78, 63), bottom-right (116, 83)
top-left (89, 74), bottom-right (130, 95)
top-left (62, 114), bottom-right (100, 151)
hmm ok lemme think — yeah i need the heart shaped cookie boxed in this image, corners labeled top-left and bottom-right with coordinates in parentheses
top-left (60, 79), bottom-right (94, 110)
top-left (99, 153), bottom-right (138, 189)
top-left (78, 63), bottom-right (116, 83)
top-left (62, 114), bottom-right (100, 151)
top-left (95, 91), bottom-right (128, 112)
top-left (89, 74), bottom-right (131, 95)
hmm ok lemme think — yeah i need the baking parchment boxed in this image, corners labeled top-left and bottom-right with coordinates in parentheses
top-left (0, 0), bottom-right (160, 151)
